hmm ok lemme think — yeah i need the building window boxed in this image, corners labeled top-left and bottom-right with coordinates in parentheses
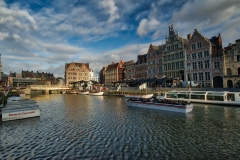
top-left (193, 73), bottom-right (198, 81)
top-left (159, 66), bottom-right (162, 73)
top-left (175, 53), bottom-right (179, 58)
top-left (199, 72), bottom-right (203, 81)
top-left (159, 58), bottom-right (162, 63)
top-left (191, 44), bottom-right (196, 50)
top-left (204, 60), bottom-right (209, 68)
top-left (168, 63), bottom-right (171, 70)
top-left (205, 72), bottom-right (210, 80)
top-left (153, 67), bottom-right (156, 73)
top-left (187, 55), bottom-right (190, 60)
top-left (176, 62), bottom-right (179, 69)
top-left (227, 68), bottom-right (232, 76)
top-left (198, 61), bottom-right (203, 69)
top-left (172, 63), bottom-right (175, 70)
top-left (197, 42), bottom-right (202, 49)
top-left (192, 53), bottom-right (197, 59)
top-left (175, 44), bottom-right (178, 50)
top-left (171, 54), bottom-right (174, 60)
top-left (179, 52), bottom-right (184, 58)
top-left (214, 62), bottom-right (220, 69)
top-left (164, 64), bottom-right (167, 70)
top-left (164, 56), bottom-right (166, 61)
top-left (198, 52), bottom-right (202, 58)
top-left (192, 62), bottom-right (197, 69)
top-left (204, 50), bottom-right (209, 57)
top-left (180, 61), bottom-right (184, 68)
top-left (231, 50), bottom-right (234, 60)
top-left (167, 55), bottom-right (170, 60)
top-left (237, 55), bottom-right (240, 62)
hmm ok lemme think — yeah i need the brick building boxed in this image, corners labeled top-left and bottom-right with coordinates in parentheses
top-left (123, 60), bottom-right (135, 80)
top-left (185, 29), bottom-right (223, 87)
top-left (65, 62), bottom-right (90, 86)
top-left (223, 39), bottom-right (240, 88)
top-left (135, 54), bottom-right (147, 79)
top-left (105, 59), bottom-right (124, 85)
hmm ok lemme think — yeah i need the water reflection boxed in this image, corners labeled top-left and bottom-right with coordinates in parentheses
top-left (1, 94), bottom-right (240, 159)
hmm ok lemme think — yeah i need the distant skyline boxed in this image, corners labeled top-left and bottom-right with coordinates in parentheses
top-left (0, 0), bottom-right (240, 77)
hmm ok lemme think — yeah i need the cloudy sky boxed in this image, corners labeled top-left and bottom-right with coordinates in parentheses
top-left (0, 0), bottom-right (240, 77)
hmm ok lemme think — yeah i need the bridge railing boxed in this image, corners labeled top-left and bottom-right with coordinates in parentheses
top-left (29, 85), bottom-right (69, 89)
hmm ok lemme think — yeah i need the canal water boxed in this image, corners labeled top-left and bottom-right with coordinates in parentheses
top-left (1, 94), bottom-right (240, 159)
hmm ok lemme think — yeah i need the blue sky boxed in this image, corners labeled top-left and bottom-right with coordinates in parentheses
top-left (0, 0), bottom-right (240, 77)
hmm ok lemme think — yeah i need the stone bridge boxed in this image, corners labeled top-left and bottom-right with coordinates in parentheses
top-left (24, 85), bottom-right (70, 94)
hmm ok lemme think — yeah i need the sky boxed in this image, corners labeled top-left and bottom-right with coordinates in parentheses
top-left (0, 0), bottom-right (240, 78)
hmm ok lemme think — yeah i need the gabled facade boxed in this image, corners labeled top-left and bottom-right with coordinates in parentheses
top-left (223, 39), bottom-right (240, 88)
top-left (163, 23), bottom-right (189, 80)
top-left (123, 60), bottom-right (135, 80)
top-left (105, 60), bottom-right (124, 85)
top-left (186, 29), bottom-right (223, 88)
top-left (146, 44), bottom-right (164, 78)
top-left (135, 54), bottom-right (147, 79)
top-left (99, 66), bottom-right (107, 84)
top-left (65, 62), bottom-right (90, 86)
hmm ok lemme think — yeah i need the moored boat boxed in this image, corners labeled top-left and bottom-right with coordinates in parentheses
top-left (124, 94), bottom-right (153, 99)
top-left (127, 98), bottom-right (193, 113)
top-left (88, 92), bottom-right (104, 96)
top-left (161, 91), bottom-right (240, 106)
top-left (0, 96), bottom-right (41, 121)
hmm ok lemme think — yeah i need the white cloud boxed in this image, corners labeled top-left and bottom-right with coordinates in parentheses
top-left (100, 0), bottom-right (120, 23)
top-left (137, 18), bottom-right (160, 37)
top-left (172, 0), bottom-right (240, 46)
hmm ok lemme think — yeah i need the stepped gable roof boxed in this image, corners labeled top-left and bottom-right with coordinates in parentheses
top-left (191, 29), bottom-right (215, 46)
top-left (65, 62), bottom-right (90, 70)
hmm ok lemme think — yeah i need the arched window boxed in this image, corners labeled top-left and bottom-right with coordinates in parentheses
top-left (227, 68), bottom-right (232, 76)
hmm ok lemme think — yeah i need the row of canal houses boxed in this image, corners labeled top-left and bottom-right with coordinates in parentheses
top-left (99, 24), bottom-right (240, 88)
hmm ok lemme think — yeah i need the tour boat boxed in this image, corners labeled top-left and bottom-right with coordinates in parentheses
top-left (161, 91), bottom-right (240, 106)
top-left (0, 96), bottom-right (41, 121)
top-left (124, 94), bottom-right (153, 99)
top-left (88, 92), bottom-right (104, 96)
top-left (78, 91), bottom-right (89, 95)
top-left (127, 98), bottom-right (193, 113)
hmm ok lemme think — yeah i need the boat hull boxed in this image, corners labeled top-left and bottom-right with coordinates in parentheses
top-left (125, 94), bottom-right (153, 99)
top-left (127, 101), bottom-right (193, 113)
top-left (88, 92), bottom-right (104, 96)
top-left (1, 108), bottom-right (41, 121)
top-left (78, 91), bottom-right (89, 95)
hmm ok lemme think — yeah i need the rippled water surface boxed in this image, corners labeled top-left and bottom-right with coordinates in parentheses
top-left (1, 94), bottom-right (240, 159)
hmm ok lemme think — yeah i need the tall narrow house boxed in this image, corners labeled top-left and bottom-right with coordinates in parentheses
top-left (162, 23), bottom-right (189, 80)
